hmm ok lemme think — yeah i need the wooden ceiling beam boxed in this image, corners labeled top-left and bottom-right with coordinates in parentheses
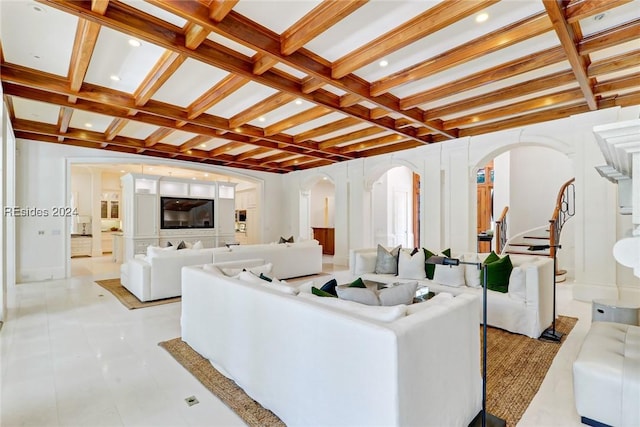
top-left (68, 18), bottom-right (101, 94)
top-left (372, 12), bottom-right (553, 97)
top-left (91, 0), bottom-right (109, 14)
top-left (134, 50), bottom-right (186, 107)
top-left (425, 70), bottom-right (577, 120)
top-left (104, 117), bottom-right (128, 140)
top-left (281, 0), bottom-right (367, 56)
top-left (179, 134), bottom-right (212, 152)
top-left (588, 49), bottom-right (640, 77)
top-left (187, 74), bottom-right (248, 120)
top-left (370, 108), bottom-right (390, 119)
top-left (259, 152), bottom-right (295, 165)
top-left (332, 0), bottom-right (496, 79)
top-left (229, 91), bottom-right (296, 128)
top-left (443, 87), bottom-right (585, 129)
top-left (235, 147), bottom-right (272, 161)
top-left (301, 76), bottom-right (324, 94)
top-left (292, 117), bottom-right (359, 143)
top-left (145, 127), bottom-right (174, 147)
top-left (578, 18), bottom-right (640, 56)
top-left (184, 22), bottom-right (210, 50)
top-left (3, 95), bottom-right (15, 120)
top-left (565, 0), bottom-right (633, 23)
top-left (340, 134), bottom-right (406, 154)
top-left (594, 72), bottom-right (640, 95)
top-left (400, 47), bottom-right (566, 110)
top-left (209, 141), bottom-right (243, 157)
top-left (138, 0), bottom-right (451, 139)
top-left (279, 156), bottom-right (316, 168)
top-left (339, 93), bottom-right (362, 108)
top-left (209, 0), bottom-right (239, 22)
top-left (252, 53), bottom-right (278, 75)
top-left (57, 107), bottom-right (73, 133)
top-left (264, 106), bottom-right (331, 136)
top-left (543, 0), bottom-right (597, 110)
top-left (318, 127), bottom-right (385, 150)
top-left (357, 140), bottom-right (423, 158)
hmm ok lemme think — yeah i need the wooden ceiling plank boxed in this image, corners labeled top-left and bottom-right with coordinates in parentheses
top-left (301, 76), bottom-right (324, 94)
top-left (179, 134), bottom-right (212, 152)
top-left (425, 70), bottom-right (577, 120)
top-left (264, 106), bottom-right (331, 136)
top-left (371, 12), bottom-right (553, 97)
top-left (578, 18), bottom-right (640, 56)
top-left (134, 51), bottom-right (186, 107)
top-left (209, 141), bottom-right (243, 157)
top-left (543, 0), bottom-right (597, 110)
top-left (104, 117), bottom-right (128, 140)
top-left (91, 0), bottom-right (109, 14)
top-left (292, 117), bottom-right (360, 143)
top-left (370, 107), bottom-right (390, 119)
top-left (401, 47), bottom-right (567, 110)
top-left (332, 0), bottom-right (497, 79)
top-left (340, 134), bottom-right (406, 154)
top-left (68, 18), bottom-right (101, 93)
top-left (281, 0), bottom-right (368, 56)
top-left (136, 0), bottom-right (452, 139)
top-left (259, 152), bottom-right (294, 165)
top-left (565, 0), bottom-right (633, 24)
top-left (444, 88), bottom-right (585, 129)
top-left (588, 49), bottom-right (640, 77)
top-left (594, 72), bottom-right (640, 94)
top-left (187, 74), bottom-right (249, 119)
top-left (229, 91), bottom-right (296, 128)
top-left (279, 156), bottom-right (315, 168)
top-left (184, 22), bottom-right (210, 50)
top-left (318, 127), bottom-right (385, 150)
top-left (339, 93), bottom-right (362, 108)
top-left (235, 147), bottom-right (272, 161)
top-left (57, 106), bottom-right (73, 133)
top-left (357, 140), bottom-right (423, 157)
top-left (252, 52), bottom-right (279, 75)
top-left (3, 95), bottom-right (15, 120)
top-left (209, 0), bottom-right (239, 22)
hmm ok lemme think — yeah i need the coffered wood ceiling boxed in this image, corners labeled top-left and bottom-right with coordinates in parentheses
top-left (1, 0), bottom-right (639, 173)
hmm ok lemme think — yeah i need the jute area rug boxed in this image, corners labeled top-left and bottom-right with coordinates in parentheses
top-left (159, 315), bottom-right (577, 427)
top-left (94, 278), bottom-right (181, 310)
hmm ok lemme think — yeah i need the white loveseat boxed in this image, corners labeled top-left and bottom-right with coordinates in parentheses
top-left (349, 248), bottom-right (555, 338)
top-left (181, 261), bottom-right (483, 426)
top-left (210, 241), bottom-right (322, 279)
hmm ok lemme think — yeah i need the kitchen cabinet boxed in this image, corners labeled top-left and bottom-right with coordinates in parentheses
top-left (101, 192), bottom-right (120, 220)
top-left (71, 235), bottom-right (92, 257)
top-left (312, 227), bottom-right (335, 255)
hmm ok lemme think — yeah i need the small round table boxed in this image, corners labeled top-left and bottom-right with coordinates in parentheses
top-left (592, 299), bottom-right (640, 326)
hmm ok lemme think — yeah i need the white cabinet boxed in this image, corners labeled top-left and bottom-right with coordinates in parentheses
top-left (71, 236), bottom-right (92, 257)
top-left (135, 194), bottom-right (157, 236)
top-left (102, 232), bottom-right (113, 253)
top-left (101, 192), bottom-right (120, 219)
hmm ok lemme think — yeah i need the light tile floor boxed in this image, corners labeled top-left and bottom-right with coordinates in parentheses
top-left (2, 256), bottom-right (591, 426)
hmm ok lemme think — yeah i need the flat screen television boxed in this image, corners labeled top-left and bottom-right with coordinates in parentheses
top-left (160, 197), bottom-right (214, 229)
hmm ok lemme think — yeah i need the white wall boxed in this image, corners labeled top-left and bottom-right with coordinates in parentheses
top-left (14, 140), bottom-right (284, 282)
top-left (310, 179), bottom-right (335, 228)
top-left (282, 106), bottom-right (640, 301)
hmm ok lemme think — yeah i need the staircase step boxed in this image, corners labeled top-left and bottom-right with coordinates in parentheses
top-left (505, 250), bottom-right (550, 256)
top-left (523, 235), bottom-right (550, 240)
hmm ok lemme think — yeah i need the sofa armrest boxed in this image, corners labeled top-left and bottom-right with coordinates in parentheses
top-left (126, 259), bottom-right (151, 301)
top-left (523, 257), bottom-right (555, 332)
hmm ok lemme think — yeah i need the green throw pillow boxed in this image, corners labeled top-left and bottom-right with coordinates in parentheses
top-left (483, 251), bottom-right (500, 265)
top-left (423, 248), bottom-right (451, 280)
top-left (481, 254), bottom-right (512, 293)
top-left (348, 277), bottom-right (366, 288)
top-left (312, 286), bottom-right (337, 297)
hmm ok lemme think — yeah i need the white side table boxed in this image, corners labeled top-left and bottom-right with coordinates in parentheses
top-left (592, 299), bottom-right (640, 326)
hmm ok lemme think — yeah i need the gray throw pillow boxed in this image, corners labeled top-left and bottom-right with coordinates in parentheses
top-left (378, 282), bottom-right (418, 306)
top-left (336, 285), bottom-right (380, 306)
top-left (374, 244), bottom-right (401, 274)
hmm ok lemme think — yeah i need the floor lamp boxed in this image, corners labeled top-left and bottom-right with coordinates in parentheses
top-left (426, 256), bottom-right (506, 427)
top-left (527, 244), bottom-right (563, 342)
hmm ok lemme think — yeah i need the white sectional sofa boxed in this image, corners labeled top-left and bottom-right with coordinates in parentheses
top-left (210, 241), bottom-right (322, 279)
top-left (181, 261), bottom-right (483, 426)
top-left (349, 248), bottom-right (555, 338)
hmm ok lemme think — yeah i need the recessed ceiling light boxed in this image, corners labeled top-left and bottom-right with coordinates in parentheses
top-left (192, 177), bottom-right (196, 180)
top-left (295, 99), bottom-right (303, 105)
top-left (128, 39), bottom-right (141, 47)
top-left (148, 167), bottom-right (153, 171)
top-left (322, 177), bottom-right (328, 180)
top-left (204, 173), bottom-right (209, 177)
top-left (199, 143), bottom-right (206, 148)
top-left (120, 170), bottom-right (125, 173)
top-left (258, 116), bottom-right (266, 122)
top-left (85, 123), bottom-right (93, 128)
top-left (475, 13), bottom-right (489, 23)
top-left (234, 127), bottom-right (242, 132)
top-left (378, 59), bottom-right (389, 67)
top-left (187, 150), bottom-right (192, 154)
top-left (110, 75), bottom-right (120, 81)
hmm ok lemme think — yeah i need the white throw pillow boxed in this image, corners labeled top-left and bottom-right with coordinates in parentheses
top-left (336, 286), bottom-right (380, 306)
top-left (237, 270), bottom-right (264, 284)
top-left (508, 266), bottom-right (527, 302)
top-left (353, 252), bottom-right (377, 275)
top-left (463, 253), bottom-right (482, 288)
top-left (433, 263), bottom-right (466, 287)
top-left (192, 240), bottom-right (203, 250)
top-left (378, 282), bottom-right (418, 306)
top-left (397, 250), bottom-right (426, 279)
top-left (147, 245), bottom-right (176, 259)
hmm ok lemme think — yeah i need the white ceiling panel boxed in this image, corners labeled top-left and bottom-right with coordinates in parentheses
top-left (251, 149), bottom-right (280, 159)
top-left (11, 98), bottom-right (61, 125)
top-left (118, 121), bottom-right (159, 140)
top-left (233, 1), bottom-right (320, 34)
top-left (206, 32), bottom-right (256, 57)
top-left (335, 130), bottom-right (395, 148)
top-left (205, 82), bottom-right (277, 118)
top-left (152, 59), bottom-right (230, 107)
top-left (0, 1), bottom-right (77, 77)
top-left (201, 138), bottom-right (231, 150)
top-left (579, 1), bottom-right (640, 36)
top-left (285, 112), bottom-right (350, 135)
top-left (84, 27), bottom-right (166, 93)
top-left (68, 110), bottom-right (114, 133)
top-left (247, 99), bottom-right (316, 127)
top-left (589, 39), bottom-right (640, 62)
top-left (313, 122), bottom-right (373, 142)
top-left (118, 0), bottom-right (187, 28)
top-left (159, 129), bottom-right (201, 146)
top-left (273, 62), bottom-right (307, 79)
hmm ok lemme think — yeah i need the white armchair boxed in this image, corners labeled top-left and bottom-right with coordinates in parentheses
top-left (123, 250), bottom-right (213, 302)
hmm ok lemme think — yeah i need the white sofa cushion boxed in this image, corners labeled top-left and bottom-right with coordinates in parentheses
top-left (463, 253), bottom-right (482, 288)
top-left (508, 265), bottom-right (527, 302)
top-left (378, 282), bottom-right (418, 306)
top-left (354, 251), bottom-right (377, 275)
top-left (298, 292), bottom-right (406, 322)
top-left (398, 249), bottom-right (426, 279)
top-left (433, 263), bottom-right (466, 287)
top-left (147, 244), bottom-right (177, 258)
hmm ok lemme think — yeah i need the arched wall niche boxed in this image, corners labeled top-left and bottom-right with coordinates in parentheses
top-left (298, 172), bottom-right (336, 242)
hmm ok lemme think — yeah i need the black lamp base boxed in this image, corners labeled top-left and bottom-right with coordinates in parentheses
top-left (468, 411), bottom-right (506, 427)
top-left (539, 327), bottom-right (563, 342)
